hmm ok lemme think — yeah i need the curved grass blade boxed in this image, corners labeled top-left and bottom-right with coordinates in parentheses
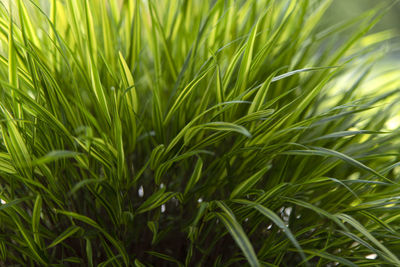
top-left (47, 225), bottom-right (81, 249)
top-left (184, 122), bottom-right (252, 145)
top-left (230, 164), bottom-right (271, 199)
top-left (234, 199), bottom-right (308, 264)
top-left (283, 146), bottom-right (395, 184)
top-left (215, 201), bottom-right (259, 267)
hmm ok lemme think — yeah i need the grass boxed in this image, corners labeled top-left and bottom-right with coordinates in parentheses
top-left (0, 0), bottom-right (400, 266)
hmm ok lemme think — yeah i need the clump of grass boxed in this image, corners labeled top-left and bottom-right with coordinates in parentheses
top-left (0, 0), bottom-right (400, 266)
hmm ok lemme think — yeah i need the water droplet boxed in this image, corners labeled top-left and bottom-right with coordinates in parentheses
top-left (138, 186), bottom-right (144, 197)
top-left (365, 254), bottom-right (377, 260)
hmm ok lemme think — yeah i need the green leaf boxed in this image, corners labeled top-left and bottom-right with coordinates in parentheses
top-left (184, 157), bottom-right (203, 195)
top-left (56, 210), bottom-right (129, 265)
top-left (0, 105), bottom-right (32, 177)
top-left (230, 164), bottom-right (271, 199)
top-left (164, 67), bottom-right (213, 125)
top-left (5, 208), bottom-right (47, 265)
top-left (33, 150), bottom-right (80, 166)
top-left (337, 213), bottom-right (400, 264)
top-left (235, 199), bottom-right (307, 264)
top-left (55, 210), bottom-right (100, 229)
top-left (283, 147), bottom-right (395, 184)
top-left (300, 250), bottom-right (357, 267)
top-left (47, 225), bottom-right (81, 249)
top-left (236, 17), bottom-right (261, 95)
top-left (271, 66), bottom-right (338, 83)
top-left (119, 51), bottom-right (139, 113)
top-left (86, 237), bottom-right (93, 267)
top-left (146, 251), bottom-right (183, 267)
top-left (136, 188), bottom-right (176, 214)
top-left (134, 259), bottom-right (146, 267)
top-left (147, 221), bottom-right (158, 244)
top-left (214, 211), bottom-right (259, 267)
top-left (184, 122), bottom-right (252, 145)
top-left (32, 195), bottom-right (42, 246)
top-left (248, 72), bottom-right (278, 114)
top-left (304, 130), bottom-right (386, 142)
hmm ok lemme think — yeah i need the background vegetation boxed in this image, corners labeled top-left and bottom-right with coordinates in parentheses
top-left (0, 0), bottom-right (400, 266)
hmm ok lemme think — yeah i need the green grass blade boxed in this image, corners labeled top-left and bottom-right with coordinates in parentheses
top-left (214, 210), bottom-right (259, 267)
top-left (47, 225), bottom-right (81, 249)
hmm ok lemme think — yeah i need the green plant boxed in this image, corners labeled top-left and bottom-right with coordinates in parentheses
top-left (0, 0), bottom-right (400, 266)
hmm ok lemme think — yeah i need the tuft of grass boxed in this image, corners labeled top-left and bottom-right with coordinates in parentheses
top-left (0, 0), bottom-right (400, 266)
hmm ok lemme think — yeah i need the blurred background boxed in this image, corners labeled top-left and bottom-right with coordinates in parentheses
top-left (328, 0), bottom-right (400, 32)
top-left (326, 0), bottom-right (400, 130)
top-left (327, 0), bottom-right (400, 60)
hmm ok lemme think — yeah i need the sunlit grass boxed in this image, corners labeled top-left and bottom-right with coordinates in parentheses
top-left (0, 0), bottom-right (400, 266)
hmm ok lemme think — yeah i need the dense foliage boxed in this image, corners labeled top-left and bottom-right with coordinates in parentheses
top-left (0, 0), bottom-right (400, 266)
